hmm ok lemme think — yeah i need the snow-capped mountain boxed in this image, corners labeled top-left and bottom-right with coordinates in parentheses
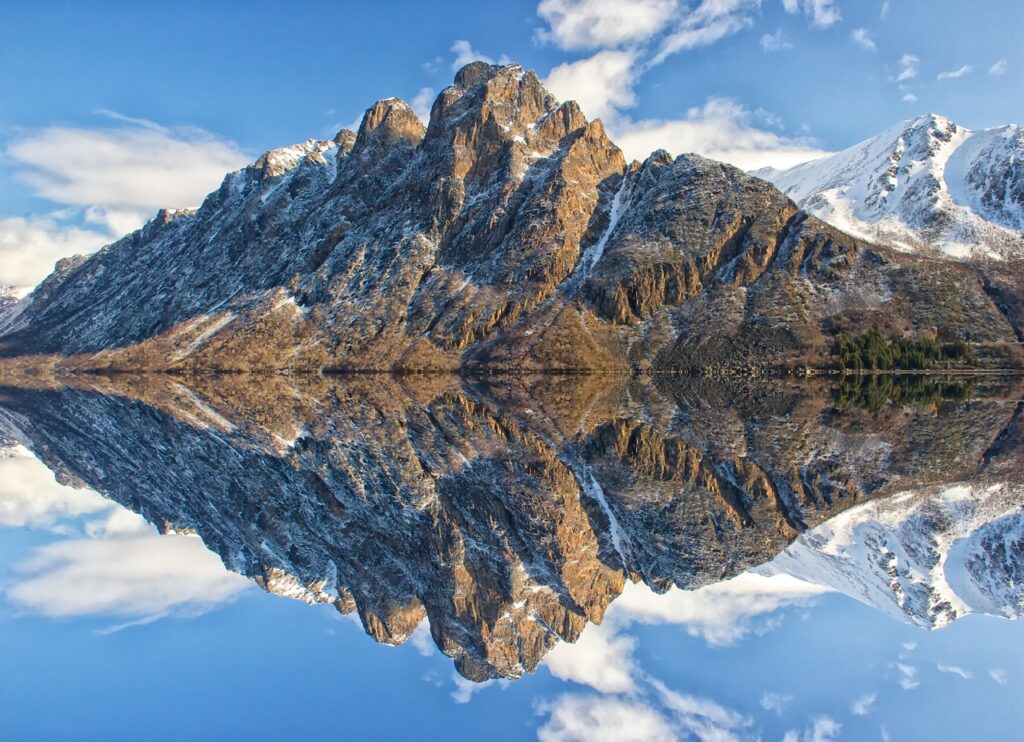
top-left (756, 114), bottom-right (1024, 259)
top-left (760, 482), bottom-right (1024, 628)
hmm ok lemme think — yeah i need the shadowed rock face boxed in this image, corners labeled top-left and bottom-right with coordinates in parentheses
top-left (1, 374), bottom-right (1020, 680)
top-left (0, 63), bottom-right (1017, 370)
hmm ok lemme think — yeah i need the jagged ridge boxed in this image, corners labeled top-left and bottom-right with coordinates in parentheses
top-left (1, 69), bottom-right (1019, 370)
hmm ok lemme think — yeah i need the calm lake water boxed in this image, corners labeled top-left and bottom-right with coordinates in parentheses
top-left (1, 374), bottom-right (1021, 741)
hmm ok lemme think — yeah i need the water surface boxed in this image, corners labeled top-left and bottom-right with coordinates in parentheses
top-left (1, 374), bottom-right (1021, 740)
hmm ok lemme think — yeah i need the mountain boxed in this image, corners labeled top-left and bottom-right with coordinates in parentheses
top-left (755, 114), bottom-right (1024, 260)
top-left (0, 66), bottom-right (1019, 372)
top-left (761, 482), bottom-right (1024, 628)
top-left (1, 374), bottom-right (1020, 679)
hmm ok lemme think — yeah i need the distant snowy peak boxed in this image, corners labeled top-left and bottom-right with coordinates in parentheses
top-left (756, 113), bottom-right (1024, 259)
top-left (759, 482), bottom-right (1024, 628)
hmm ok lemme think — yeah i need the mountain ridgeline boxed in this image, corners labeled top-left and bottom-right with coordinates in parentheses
top-left (1, 63), bottom-right (1020, 372)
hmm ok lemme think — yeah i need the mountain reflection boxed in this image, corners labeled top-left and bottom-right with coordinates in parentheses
top-left (0, 373), bottom-right (1020, 681)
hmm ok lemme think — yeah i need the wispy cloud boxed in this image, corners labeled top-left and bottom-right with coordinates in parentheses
top-left (988, 58), bottom-right (1008, 76)
top-left (902, 92), bottom-right (918, 102)
top-left (451, 674), bottom-right (507, 703)
top-left (851, 28), bottom-right (877, 52)
top-left (535, 0), bottom-right (759, 67)
top-left (450, 40), bottom-right (511, 70)
top-left (893, 52), bottom-right (919, 81)
top-left (937, 64), bottom-right (973, 80)
top-left (783, 0), bottom-right (843, 29)
top-left (880, 0), bottom-right (892, 19)
top-left (989, 668), bottom-right (1008, 685)
top-left (536, 694), bottom-right (676, 742)
top-left (761, 692), bottom-right (794, 716)
top-left (850, 692), bottom-right (877, 716)
top-left (783, 715), bottom-right (842, 742)
top-left (761, 28), bottom-right (794, 52)
top-left (892, 662), bottom-right (920, 690)
top-left (535, 0), bottom-right (679, 50)
top-left (937, 663), bottom-right (973, 679)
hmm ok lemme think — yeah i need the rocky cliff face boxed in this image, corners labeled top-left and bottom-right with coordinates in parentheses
top-left (1, 374), bottom-right (1019, 679)
top-left (1, 67), bottom-right (1017, 370)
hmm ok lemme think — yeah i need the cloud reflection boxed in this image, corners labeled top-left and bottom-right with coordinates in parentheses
top-left (2, 446), bottom-right (250, 623)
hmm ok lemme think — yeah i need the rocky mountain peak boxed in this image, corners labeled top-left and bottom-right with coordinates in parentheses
top-left (427, 63), bottom-right (557, 146)
top-left (332, 127), bottom-right (357, 153)
top-left (355, 97), bottom-right (425, 153)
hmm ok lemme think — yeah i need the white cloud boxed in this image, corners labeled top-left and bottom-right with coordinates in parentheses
top-left (536, 695), bottom-right (676, 742)
top-left (893, 662), bottom-right (919, 690)
top-left (937, 664), bottom-right (972, 679)
top-left (535, 0), bottom-right (679, 50)
top-left (850, 28), bottom-right (876, 52)
top-left (0, 216), bottom-right (107, 294)
top-left (988, 668), bottom-right (1008, 685)
top-left (605, 573), bottom-right (828, 646)
top-left (880, 0), bottom-right (891, 19)
top-left (783, 716), bottom-right (843, 742)
top-left (937, 64), bottom-right (973, 81)
top-left (761, 692), bottom-right (794, 716)
top-left (451, 674), bottom-right (504, 703)
top-left (1, 116), bottom-right (248, 291)
top-left (783, 0), bottom-right (842, 29)
top-left (0, 446), bottom-right (110, 528)
top-left (410, 87), bottom-right (436, 125)
top-left (450, 39), bottom-right (495, 69)
top-left (545, 50), bottom-right (639, 121)
top-left (610, 98), bottom-right (830, 171)
top-left (544, 621), bottom-right (637, 693)
top-left (894, 52), bottom-right (919, 81)
top-left (902, 93), bottom-right (918, 103)
top-left (761, 28), bottom-right (793, 52)
top-left (988, 59), bottom-right (1008, 76)
top-left (652, 0), bottom-right (760, 65)
top-left (7, 119), bottom-right (247, 233)
top-left (902, 641), bottom-right (917, 651)
top-left (7, 510), bottom-right (250, 622)
top-left (808, 716), bottom-right (841, 742)
top-left (450, 40), bottom-right (511, 71)
top-left (409, 618), bottom-right (436, 656)
top-left (651, 678), bottom-right (755, 741)
top-left (850, 692), bottom-right (876, 716)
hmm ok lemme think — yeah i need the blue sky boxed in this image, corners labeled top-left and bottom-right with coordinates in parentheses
top-left (1, 448), bottom-right (1022, 741)
top-left (0, 0), bottom-right (1021, 289)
